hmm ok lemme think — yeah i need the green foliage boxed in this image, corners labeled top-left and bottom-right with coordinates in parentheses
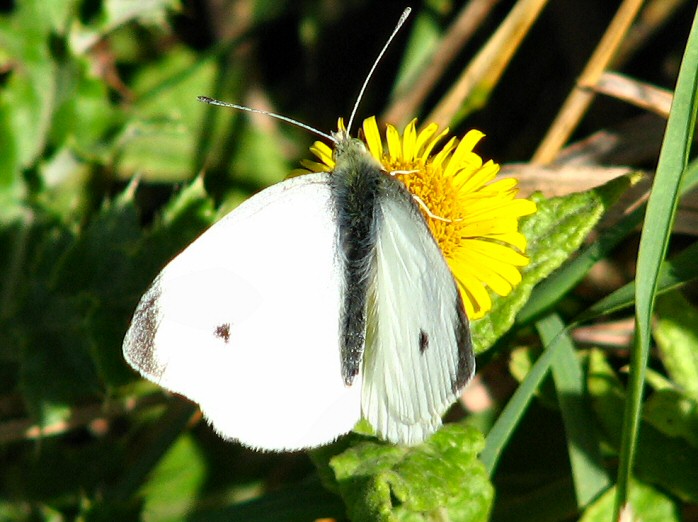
top-left (325, 425), bottom-right (492, 521)
top-left (471, 171), bottom-right (640, 353)
top-left (2, 1), bottom-right (698, 521)
top-left (579, 480), bottom-right (680, 522)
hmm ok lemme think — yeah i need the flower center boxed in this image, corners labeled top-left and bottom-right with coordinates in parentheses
top-left (390, 160), bottom-right (464, 259)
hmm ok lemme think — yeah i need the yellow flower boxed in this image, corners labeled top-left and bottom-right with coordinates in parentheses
top-left (300, 117), bottom-right (537, 320)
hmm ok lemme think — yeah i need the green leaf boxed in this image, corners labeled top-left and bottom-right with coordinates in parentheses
top-left (643, 388), bottom-right (698, 448)
top-left (587, 349), bottom-right (625, 447)
top-left (635, 423), bottom-right (698, 502)
top-left (587, 350), bottom-right (698, 502)
top-left (8, 175), bottom-right (214, 421)
top-left (519, 157), bottom-right (698, 328)
top-left (109, 399), bottom-right (198, 504)
top-left (52, 182), bottom-right (142, 298)
top-left (115, 47), bottom-right (216, 182)
top-left (514, 171), bottom-right (643, 326)
top-left (479, 175), bottom-right (637, 475)
top-left (654, 291), bottom-right (698, 397)
top-left (139, 433), bottom-right (206, 520)
top-left (0, 0), bottom-right (57, 171)
top-left (13, 187), bottom-right (145, 422)
top-left (580, 480), bottom-right (680, 522)
top-left (330, 424), bottom-right (493, 521)
top-left (48, 62), bottom-right (115, 157)
top-left (138, 177), bottom-right (217, 274)
top-left (472, 172), bottom-right (638, 353)
top-left (481, 338), bottom-right (562, 475)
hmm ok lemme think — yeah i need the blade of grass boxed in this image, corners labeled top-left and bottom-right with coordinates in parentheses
top-left (537, 314), bottom-right (610, 508)
top-left (614, 6), bottom-right (698, 518)
top-left (575, 240), bottom-right (698, 323)
top-left (481, 320), bottom-right (564, 475)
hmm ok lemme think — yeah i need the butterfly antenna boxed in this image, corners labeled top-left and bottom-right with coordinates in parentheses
top-left (346, 7), bottom-right (412, 135)
top-left (197, 96), bottom-right (336, 143)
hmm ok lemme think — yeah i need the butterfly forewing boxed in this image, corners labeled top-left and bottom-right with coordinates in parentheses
top-left (123, 173), bottom-right (363, 451)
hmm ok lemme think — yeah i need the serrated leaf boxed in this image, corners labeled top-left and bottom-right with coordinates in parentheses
top-left (516, 171), bottom-right (645, 326)
top-left (580, 480), bottom-right (680, 522)
top-left (330, 424), bottom-right (492, 522)
top-left (18, 288), bottom-right (101, 426)
top-left (472, 172), bottom-right (637, 353)
top-left (52, 182), bottom-right (142, 298)
top-left (654, 291), bottom-right (698, 397)
top-left (13, 183), bottom-right (142, 400)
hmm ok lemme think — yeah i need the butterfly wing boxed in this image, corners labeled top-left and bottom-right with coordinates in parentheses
top-left (123, 173), bottom-right (362, 451)
top-left (361, 182), bottom-right (475, 445)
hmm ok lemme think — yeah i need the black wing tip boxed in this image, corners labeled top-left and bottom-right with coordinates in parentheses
top-left (452, 296), bottom-right (475, 394)
top-left (123, 279), bottom-right (164, 378)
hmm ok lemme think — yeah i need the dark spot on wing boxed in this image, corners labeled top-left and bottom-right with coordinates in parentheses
top-left (419, 330), bottom-right (429, 353)
top-left (214, 323), bottom-right (231, 343)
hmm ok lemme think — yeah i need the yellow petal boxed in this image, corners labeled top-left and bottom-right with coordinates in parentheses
top-left (454, 270), bottom-right (492, 318)
top-left (310, 141), bottom-right (334, 168)
top-left (402, 119), bottom-right (418, 161)
top-left (430, 137), bottom-right (458, 169)
top-left (299, 159), bottom-right (332, 173)
top-left (420, 127), bottom-right (451, 162)
top-left (362, 116), bottom-right (383, 161)
top-left (414, 122), bottom-right (440, 155)
top-left (467, 239), bottom-right (530, 266)
top-left (386, 124), bottom-right (402, 163)
top-left (443, 130), bottom-right (485, 178)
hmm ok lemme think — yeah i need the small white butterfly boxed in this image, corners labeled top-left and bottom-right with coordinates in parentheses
top-left (122, 8), bottom-right (474, 452)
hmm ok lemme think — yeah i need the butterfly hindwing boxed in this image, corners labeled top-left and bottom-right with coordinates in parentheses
top-left (361, 179), bottom-right (475, 444)
top-left (123, 173), bottom-right (363, 451)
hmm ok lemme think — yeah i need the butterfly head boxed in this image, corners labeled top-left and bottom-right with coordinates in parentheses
top-left (330, 129), bottom-right (381, 174)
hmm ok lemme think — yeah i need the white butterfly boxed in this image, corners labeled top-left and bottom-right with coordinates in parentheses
top-left (122, 8), bottom-right (475, 452)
